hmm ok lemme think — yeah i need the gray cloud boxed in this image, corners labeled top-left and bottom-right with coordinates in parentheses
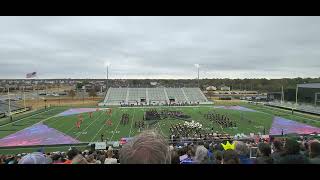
top-left (0, 16), bottom-right (320, 79)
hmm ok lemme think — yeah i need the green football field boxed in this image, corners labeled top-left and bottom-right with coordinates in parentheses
top-left (1, 102), bottom-right (320, 154)
top-left (42, 106), bottom-right (274, 142)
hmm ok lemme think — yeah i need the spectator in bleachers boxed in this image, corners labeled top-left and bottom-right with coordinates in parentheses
top-left (86, 154), bottom-right (97, 164)
top-left (180, 146), bottom-right (194, 164)
top-left (64, 147), bottom-right (80, 164)
top-left (119, 130), bottom-right (171, 164)
top-left (72, 154), bottom-right (88, 164)
top-left (255, 143), bottom-right (273, 164)
top-left (271, 140), bottom-right (284, 164)
top-left (309, 140), bottom-right (320, 164)
top-left (235, 141), bottom-right (254, 164)
top-left (170, 149), bottom-right (180, 164)
top-left (0, 155), bottom-right (4, 164)
top-left (18, 152), bottom-right (49, 164)
top-left (194, 145), bottom-right (210, 164)
top-left (204, 143), bottom-right (215, 163)
top-left (104, 150), bottom-right (117, 164)
top-left (2, 131), bottom-right (320, 165)
top-left (222, 150), bottom-right (240, 164)
top-left (277, 138), bottom-right (309, 164)
top-left (51, 153), bottom-right (63, 164)
top-left (214, 150), bottom-right (223, 164)
top-left (98, 152), bottom-right (106, 164)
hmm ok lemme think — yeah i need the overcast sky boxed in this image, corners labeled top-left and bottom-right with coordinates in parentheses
top-left (0, 16), bottom-right (320, 79)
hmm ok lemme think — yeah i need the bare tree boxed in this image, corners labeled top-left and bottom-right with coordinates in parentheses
top-left (89, 88), bottom-right (97, 100)
top-left (207, 91), bottom-right (214, 98)
top-left (68, 90), bottom-right (76, 100)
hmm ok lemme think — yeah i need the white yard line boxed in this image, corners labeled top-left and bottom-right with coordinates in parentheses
top-left (90, 112), bottom-right (114, 142)
top-left (89, 124), bottom-right (105, 142)
top-left (0, 108), bottom-right (55, 128)
top-left (63, 115), bottom-right (97, 135)
top-left (39, 115), bottom-right (57, 124)
top-left (45, 116), bottom-right (66, 128)
top-left (128, 109), bottom-right (136, 137)
top-left (109, 112), bottom-right (122, 141)
top-left (157, 121), bottom-right (165, 136)
top-left (75, 111), bottom-right (105, 139)
top-left (64, 123), bottom-right (77, 135)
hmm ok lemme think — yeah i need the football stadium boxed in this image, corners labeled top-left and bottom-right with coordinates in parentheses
top-left (1, 16), bottom-right (320, 165)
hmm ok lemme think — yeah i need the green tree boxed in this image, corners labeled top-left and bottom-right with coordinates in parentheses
top-left (76, 83), bottom-right (83, 89)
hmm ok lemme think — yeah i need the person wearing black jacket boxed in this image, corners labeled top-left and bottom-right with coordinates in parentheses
top-left (277, 138), bottom-right (309, 164)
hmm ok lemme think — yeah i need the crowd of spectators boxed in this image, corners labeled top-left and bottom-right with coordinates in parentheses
top-left (1, 130), bottom-right (320, 164)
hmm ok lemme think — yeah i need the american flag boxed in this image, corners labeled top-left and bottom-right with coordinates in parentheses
top-left (26, 72), bottom-right (37, 78)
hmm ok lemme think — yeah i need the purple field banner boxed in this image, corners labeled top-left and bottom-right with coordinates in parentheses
top-left (213, 106), bottom-right (257, 112)
top-left (269, 117), bottom-right (320, 135)
top-left (57, 108), bottom-right (108, 117)
top-left (0, 124), bottom-right (80, 147)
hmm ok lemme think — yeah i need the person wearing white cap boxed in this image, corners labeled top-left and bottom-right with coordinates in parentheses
top-left (18, 152), bottom-right (49, 164)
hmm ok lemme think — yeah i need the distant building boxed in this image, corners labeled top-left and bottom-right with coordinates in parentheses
top-left (220, 85), bottom-right (230, 91)
top-left (206, 86), bottom-right (217, 91)
top-left (150, 82), bottom-right (157, 86)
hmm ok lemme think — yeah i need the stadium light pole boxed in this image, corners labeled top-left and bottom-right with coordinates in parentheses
top-left (23, 86), bottom-right (26, 111)
top-left (7, 86), bottom-right (11, 118)
top-left (194, 64), bottom-right (200, 88)
top-left (107, 64), bottom-right (109, 91)
top-left (104, 62), bottom-right (110, 93)
top-left (296, 84), bottom-right (299, 106)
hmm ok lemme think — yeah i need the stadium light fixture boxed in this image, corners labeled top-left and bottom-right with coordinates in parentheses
top-left (104, 61), bottom-right (111, 67)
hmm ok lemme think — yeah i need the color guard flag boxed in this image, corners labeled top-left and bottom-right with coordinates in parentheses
top-left (76, 121), bottom-right (81, 129)
top-left (106, 119), bottom-right (112, 126)
top-left (26, 72), bottom-right (37, 78)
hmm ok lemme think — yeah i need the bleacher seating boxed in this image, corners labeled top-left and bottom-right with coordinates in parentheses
top-left (104, 88), bottom-right (128, 105)
top-left (166, 88), bottom-right (187, 102)
top-left (266, 101), bottom-right (320, 115)
top-left (182, 88), bottom-right (208, 103)
top-left (0, 100), bottom-right (24, 115)
top-left (127, 88), bottom-right (146, 101)
top-left (147, 88), bottom-right (167, 102)
top-left (101, 87), bottom-right (210, 106)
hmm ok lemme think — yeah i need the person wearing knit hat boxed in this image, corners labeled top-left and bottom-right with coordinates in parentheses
top-left (18, 152), bottom-right (49, 164)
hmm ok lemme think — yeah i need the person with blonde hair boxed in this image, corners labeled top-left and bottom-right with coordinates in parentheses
top-left (104, 150), bottom-right (118, 164)
top-left (119, 130), bottom-right (171, 164)
top-left (194, 145), bottom-right (209, 164)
